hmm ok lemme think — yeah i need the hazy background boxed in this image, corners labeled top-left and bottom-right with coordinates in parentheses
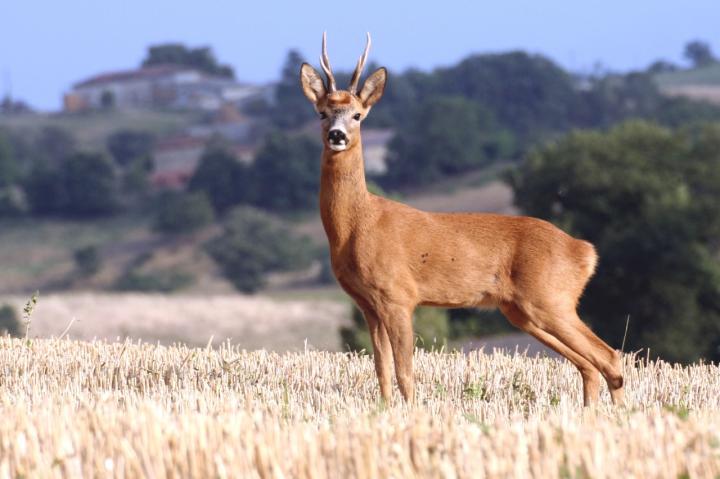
top-left (1, 1), bottom-right (720, 363)
top-left (2, 0), bottom-right (718, 110)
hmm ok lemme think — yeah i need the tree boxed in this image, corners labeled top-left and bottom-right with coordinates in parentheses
top-left (25, 152), bottom-right (119, 217)
top-left (270, 50), bottom-right (317, 128)
top-left (0, 131), bottom-right (18, 187)
top-left (435, 52), bottom-right (578, 142)
top-left (250, 132), bottom-right (321, 211)
top-left (33, 127), bottom-right (76, 165)
top-left (509, 121), bottom-right (720, 363)
top-left (384, 96), bottom-right (513, 187)
top-left (106, 130), bottom-right (155, 167)
top-left (188, 143), bottom-right (250, 213)
top-left (154, 191), bottom-right (214, 234)
top-left (63, 152), bottom-right (119, 216)
top-left (684, 40), bottom-right (716, 68)
top-left (205, 207), bottom-right (314, 293)
top-left (142, 44), bottom-right (234, 78)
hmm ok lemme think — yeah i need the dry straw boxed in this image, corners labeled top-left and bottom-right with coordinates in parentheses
top-left (0, 336), bottom-right (718, 478)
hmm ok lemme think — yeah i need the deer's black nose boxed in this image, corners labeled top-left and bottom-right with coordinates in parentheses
top-left (328, 129), bottom-right (347, 143)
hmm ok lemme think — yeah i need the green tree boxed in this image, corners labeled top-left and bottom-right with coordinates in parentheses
top-left (154, 191), bottom-right (214, 234)
top-left (33, 127), bottom-right (76, 165)
top-left (63, 152), bottom-right (119, 217)
top-left (0, 131), bottom-right (18, 187)
top-left (684, 40), bottom-right (716, 68)
top-left (384, 96), bottom-right (513, 187)
top-left (142, 44), bottom-right (234, 78)
top-left (205, 207), bottom-right (314, 293)
top-left (106, 130), bottom-right (155, 167)
top-left (25, 152), bottom-right (119, 217)
top-left (509, 121), bottom-right (720, 363)
top-left (188, 143), bottom-right (250, 213)
top-left (250, 132), bottom-right (321, 211)
top-left (435, 52), bottom-right (577, 141)
top-left (270, 50), bottom-right (317, 129)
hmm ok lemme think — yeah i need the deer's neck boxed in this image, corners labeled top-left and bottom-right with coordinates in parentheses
top-left (319, 142), bottom-right (370, 250)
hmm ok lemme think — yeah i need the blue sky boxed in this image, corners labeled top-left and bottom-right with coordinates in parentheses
top-left (1, 0), bottom-right (718, 110)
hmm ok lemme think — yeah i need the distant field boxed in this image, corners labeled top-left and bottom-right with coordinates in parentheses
top-left (0, 109), bottom-right (201, 148)
top-left (655, 64), bottom-right (720, 105)
top-left (0, 293), bottom-right (350, 351)
top-left (0, 176), bottom-right (516, 293)
top-left (0, 337), bottom-right (718, 478)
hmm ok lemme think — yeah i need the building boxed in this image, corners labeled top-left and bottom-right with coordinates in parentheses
top-left (63, 65), bottom-right (270, 112)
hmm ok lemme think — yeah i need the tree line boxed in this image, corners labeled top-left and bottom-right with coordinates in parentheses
top-left (2, 40), bottom-right (720, 362)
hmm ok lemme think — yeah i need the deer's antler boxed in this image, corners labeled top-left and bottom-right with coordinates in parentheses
top-left (349, 32), bottom-right (371, 94)
top-left (320, 32), bottom-right (337, 93)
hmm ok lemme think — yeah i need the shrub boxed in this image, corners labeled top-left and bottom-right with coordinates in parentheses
top-left (341, 306), bottom-right (450, 352)
top-left (114, 269), bottom-right (194, 293)
top-left (0, 186), bottom-right (28, 217)
top-left (189, 145), bottom-right (250, 213)
top-left (205, 206), bottom-right (314, 293)
top-left (73, 245), bottom-right (101, 277)
top-left (154, 191), bottom-right (214, 235)
top-left (0, 304), bottom-right (20, 337)
top-left (106, 130), bottom-right (155, 167)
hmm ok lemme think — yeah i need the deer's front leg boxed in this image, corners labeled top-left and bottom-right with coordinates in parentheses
top-left (363, 310), bottom-right (393, 404)
top-left (380, 304), bottom-right (416, 404)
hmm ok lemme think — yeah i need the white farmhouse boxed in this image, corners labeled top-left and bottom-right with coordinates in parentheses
top-left (64, 65), bottom-right (269, 112)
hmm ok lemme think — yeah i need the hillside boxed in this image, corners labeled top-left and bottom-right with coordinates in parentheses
top-left (0, 109), bottom-right (203, 149)
top-left (655, 64), bottom-right (720, 105)
top-left (0, 177), bottom-right (515, 294)
top-left (0, 337), bottom-right (718, 478)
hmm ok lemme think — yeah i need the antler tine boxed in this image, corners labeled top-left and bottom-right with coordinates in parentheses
top-left (349, 32), bottom-right (372, 94)
top-left (320, 31), bottom-right (337, 92)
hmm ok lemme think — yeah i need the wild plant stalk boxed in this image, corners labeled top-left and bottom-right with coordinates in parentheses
top-left (22, 291), bottom-right (38, 340)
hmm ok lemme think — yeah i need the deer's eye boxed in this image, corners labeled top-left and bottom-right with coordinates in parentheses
top-left (319, 112), bottom-right (328, 120)
top-left (353, 113), bottom-right (361, 121)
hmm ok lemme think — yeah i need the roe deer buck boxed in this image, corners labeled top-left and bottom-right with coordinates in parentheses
top-left (300, 33), bottom-right (624, 406)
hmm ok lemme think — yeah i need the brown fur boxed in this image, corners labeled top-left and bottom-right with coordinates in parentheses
top-left (300, 47), bottom-right (624, 407)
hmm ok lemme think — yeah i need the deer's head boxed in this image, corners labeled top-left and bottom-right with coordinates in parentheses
top-left (300, 33), bottom-right (387, 152)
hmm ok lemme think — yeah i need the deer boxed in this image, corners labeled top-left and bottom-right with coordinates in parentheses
top-left (299, 33), bottom-right (625, 407)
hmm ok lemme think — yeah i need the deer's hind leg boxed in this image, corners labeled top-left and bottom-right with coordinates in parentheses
top-left (524, 301), bottom-right (625, 405)
top-left (500, 302), bottom-right (602, 406)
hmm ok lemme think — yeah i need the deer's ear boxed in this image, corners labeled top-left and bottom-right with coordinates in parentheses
top-left (300, 63), bottom-right (326, 104)
top-left (358, 67), bottom-right (387, 108)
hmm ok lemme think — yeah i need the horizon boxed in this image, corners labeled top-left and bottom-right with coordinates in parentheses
top-left (2, 0), bottom-right (718, 111)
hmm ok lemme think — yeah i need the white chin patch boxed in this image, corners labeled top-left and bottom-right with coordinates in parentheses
top-left (329, 142), bottom-right (347, 151)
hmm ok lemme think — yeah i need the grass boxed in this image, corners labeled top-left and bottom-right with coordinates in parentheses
top-left (0, 336), bottom-right (718, 478)
top-left (0, 216), bottom-right (153, 292)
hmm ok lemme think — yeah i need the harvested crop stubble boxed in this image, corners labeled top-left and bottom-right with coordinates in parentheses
top-left (0, 337), bottom-right (718, 478)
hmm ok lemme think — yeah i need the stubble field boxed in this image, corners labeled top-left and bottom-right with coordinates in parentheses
top-left (0, 337), bottom-right (719, 478)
